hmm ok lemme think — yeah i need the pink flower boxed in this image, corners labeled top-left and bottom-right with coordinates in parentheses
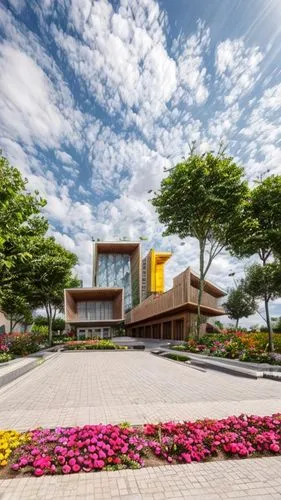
top-left (57, 456), bottom-right (65, 465)
top-left (270, 443), bottom-right (280, 453)
top-left (72, 464), bottom-right (81, 472)
top-left (69, 458), bottom-right (76, 466)
top-left (62, 464), bottom-right (71, 474)
top-left (34, 468), bottom-right (44, 476)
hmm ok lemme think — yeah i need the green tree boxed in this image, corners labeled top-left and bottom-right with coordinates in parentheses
top-left (244, 263), bottom-right (281, 351)
top-left (0, 153), bottom-right (47, 288)
top-left (228, 175), bottom-right (281, 338)
top-left (33, 315), bottom-right (65, 331)
top-left (223, 281), bottom-right (258, 330)
top-left (0, 287), bottom-right (33, 333)
top-left (24, 237), bottom-right (80, 345)
top-left (229, 175), bottom-right (281, 264)
top-left (151, 150), bottom-right (248, 340)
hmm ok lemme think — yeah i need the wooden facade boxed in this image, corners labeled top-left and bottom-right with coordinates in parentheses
top-left (125, 268), bottom-right (226, 341)
top-left (64, 287), bottom-right (124, 327)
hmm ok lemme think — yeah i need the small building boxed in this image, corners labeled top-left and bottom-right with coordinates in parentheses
top-left (64, 241), bottom-right (226, 340)
top-left (64, 287), bottom-right (124, 339)
top-left (65, 241), bottom-right (141, 339)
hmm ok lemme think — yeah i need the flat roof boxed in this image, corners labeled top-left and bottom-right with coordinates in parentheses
top-left (65, 288), bottom-right (123, 300)
top-left (94, 241), bottom-right (140, 254)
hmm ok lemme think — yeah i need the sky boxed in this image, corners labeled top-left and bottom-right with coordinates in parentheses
top-left (0, 0), bottom-right (281, 328)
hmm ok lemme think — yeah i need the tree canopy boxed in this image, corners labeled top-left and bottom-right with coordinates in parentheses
top-left (244, 263), bottom-right (281, 351)
top-left (0, 153), bottom-right (47, 288)
top-left (223, 281), bottom-right (258, 330)
top-left (151, 150), bottom-right (248, 339)
top-left (228, 175), bottom-right (281, 264)
top-left (23, 236), bottom-right (80, 344)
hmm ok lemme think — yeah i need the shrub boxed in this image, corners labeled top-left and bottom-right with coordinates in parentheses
top-left (52, 336), bottom-right (74, 345)
top-left (164, 353), bottom-right (190, 362)
top-left (0, 352), bottom-right (13, 363)
top-left (31, 324), bottom-right (48, 336)
top-left (6, 332), bottom-right (47, 356)
top-left (183, 330), bottom-right (281, 363)
top-left (64, 340), bottom-right (126, 350)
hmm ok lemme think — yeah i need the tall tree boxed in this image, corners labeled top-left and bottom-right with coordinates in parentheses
top-left (151, 150), bottom-right (248, 339)
top-left (223, 281), bottom-right (258, 330)
top-left (0, 288), bottom-right (33, 333)
top-left (0, 153), bottom-right (47, 288)
top-left (228, 175), bottom-right (281, 338)
top-left (244, 263), bottom-right (281, 352)
top-left (24, 237), bottom-right (79, 345)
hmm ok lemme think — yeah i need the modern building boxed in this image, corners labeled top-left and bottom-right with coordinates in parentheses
top-left (65, 241), bottom-right (141, 339)
top-left (64, 241), bottom-right (226, 340)
top-left (125, 267), bottom-right (225, 340)
top-left (92, 242), bottom-right (141, 311)
top-left (64, 287), bottom-right (124, 339)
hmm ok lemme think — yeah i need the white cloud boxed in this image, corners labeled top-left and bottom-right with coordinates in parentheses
top-left (54, 0), bottom-right (177, 127)
top-left (0, 44), bottom-right (65, 148)
top-left (56, 150), bottom-right (77, 165)
top-left (216, 38), bottom-right (263, 105)
top-left (1, 0), bottom-right (281, 323)
top-left (172, 20), bottom-right (210, 107)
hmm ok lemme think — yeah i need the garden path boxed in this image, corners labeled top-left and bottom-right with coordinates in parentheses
top-left (0, 351), bottom-right (280, 498)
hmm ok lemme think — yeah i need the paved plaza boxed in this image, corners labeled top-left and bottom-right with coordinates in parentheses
top-left (0, 351), bottom-right (281, 499)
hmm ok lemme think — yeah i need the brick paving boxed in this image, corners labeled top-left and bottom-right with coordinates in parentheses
top-left (0, 351), bottom-right (281, 499)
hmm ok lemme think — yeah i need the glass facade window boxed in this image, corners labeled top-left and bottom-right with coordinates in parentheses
top-left (97, 254), bottom-right (132, 311)
top-left (77, 301), bottom-right (113, 320)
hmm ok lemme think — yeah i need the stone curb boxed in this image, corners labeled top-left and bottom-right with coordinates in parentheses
top-left (0, 351), bottom-right (60, 388)
top-left (152, 349), bottom-right (263, 379)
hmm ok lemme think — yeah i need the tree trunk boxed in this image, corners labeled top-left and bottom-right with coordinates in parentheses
top-left (264, 297), bottom-right (274, 352)
top-left (235, 318), bottom-right (239, 330)
top-left (196, 241), bottom-right (205, 341)
top-left (10, 316), bottom-right (13, 334)
top-left (45, 304), bottom-right (53, 346)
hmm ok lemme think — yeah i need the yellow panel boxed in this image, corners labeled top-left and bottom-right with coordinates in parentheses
top-left (150, 250), bottom-right (172, 293)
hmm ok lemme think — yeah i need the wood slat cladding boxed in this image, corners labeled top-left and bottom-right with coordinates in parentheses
top-left (125, 267), bottom-right (225, 326)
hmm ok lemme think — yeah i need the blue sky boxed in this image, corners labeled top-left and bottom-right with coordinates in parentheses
top-left (1, 0), bottom-right (281, 327)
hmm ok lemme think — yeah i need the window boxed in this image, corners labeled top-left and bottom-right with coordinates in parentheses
top-left (97, 254), bottom-right (132, 311)
top-left (77, 301), bottom-right (113, 320)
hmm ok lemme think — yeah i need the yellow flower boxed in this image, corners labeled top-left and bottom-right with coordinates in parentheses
top-left (0, 429), bottom-right (30, 467)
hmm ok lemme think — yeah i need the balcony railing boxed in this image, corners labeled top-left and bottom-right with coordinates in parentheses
top-left (126, 282), bottom-right (224, 324)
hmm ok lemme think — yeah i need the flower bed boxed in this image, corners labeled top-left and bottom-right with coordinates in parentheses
top-left (0, 340), bottom-right (13, 363)
top-left (64, 340), bottom-right (126, 350)
top-left (0, 332), bottom-right (47, 357)
top-left (172, 331), bottom-right (281, 364)
top-left (1, 413), bottom-right (280, 477)
top-left (0, 431), bottom-right (30, 467)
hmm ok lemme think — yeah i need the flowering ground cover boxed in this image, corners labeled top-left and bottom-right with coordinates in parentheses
top-left (0, 339), bottom-right (13, 363)
top-left (64, 340), bottom-right (127, 350)
top-left (1, 414), bottom-right (280, 477)
top-left (0, 332), bottom-right (47, 359)
top-left (0, 431), bottom-right (30, 467)
top-left (172, 331), bottom-right (281, 364)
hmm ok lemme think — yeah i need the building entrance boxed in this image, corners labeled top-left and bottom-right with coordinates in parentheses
top-left (77, 327), bottom-right (111, 339)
